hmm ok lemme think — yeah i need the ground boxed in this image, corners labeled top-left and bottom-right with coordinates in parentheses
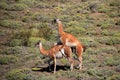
top-left (0, 0), bottom-right (120, 80)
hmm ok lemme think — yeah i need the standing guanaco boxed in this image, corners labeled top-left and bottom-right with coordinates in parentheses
top-left (35, 40), bottom-right (74, 74)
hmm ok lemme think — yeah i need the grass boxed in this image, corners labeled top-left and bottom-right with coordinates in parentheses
top-left (6, 68), bottom-right (35, 80)
top-left (1, 46), bottom-right (22, 54)
top-left (0, 20), bottom-right (24, 29)
top-left (96, 36), bottom-right (120, 45)
top-left (0, 0), bottom-right (120, 80)
top-left (0, 2), bottom-right (28, 11)
top-left (0, 54), bottom-right (18, 64)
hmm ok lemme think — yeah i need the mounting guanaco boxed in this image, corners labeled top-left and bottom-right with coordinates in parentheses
top-left (35, 40), bottom-right (73, 74)
top-left (54, 19), bottom-right (85, 70)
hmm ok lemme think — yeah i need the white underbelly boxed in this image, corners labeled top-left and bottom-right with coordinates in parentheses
top-left (56, 49), bottom-right (65, 59)
top-left (66, 41), bottom-right (77, 47)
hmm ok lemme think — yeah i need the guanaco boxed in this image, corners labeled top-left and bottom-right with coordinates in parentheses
top-left (35, 40), bottom-right (74, 74)
top-left (54, 19), bottom-right (85, 70)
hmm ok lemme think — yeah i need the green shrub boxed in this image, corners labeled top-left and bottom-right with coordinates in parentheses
top-left (2, 46), bottom-right (22, 54)
top-left (30, 23), bottom-right (49, 29)
top-left (104, 57), bottom-right (120, 66)
top-left (87, 68), bottom-right (98, 76)
top-left (0, 2), bottom-right (8, 10)
top-left (79, 37), bottom-right (99, 47)
top-left (86, 48), bottom-right (99, 54)
top-left (9, 39), bottom-right (22, 47)
top-left (36, 2), bottom-right (50, 9)
top-left (18, 0), bottom-right (37, 7)
top-left (27, 37), bottom-right (40, 47)
top-left (100, 46), bottom-right (118, 54)
top-left (0, 12), bottom-right (18, 20)
top-left (0, 20), bottom-right (24, 29)
top-left (101, 29), bottom-right (114, 36)
top-left (38, 75), bottom-right (57, 80)
top-left (98, 4), bottom-right (110, 13)
top-left (0, 2), bottom-right (27, 11)
top-left (97, 19), bottom-right (114, 29)
top-left (107, 74), bottom-right (120, 80)
top-left (13, 30), bottom-right (31, 46)
top-left (115, 19), bottom-right (120, 26)
top-left (8, 3), bottom-right (28, 11)
top-left (109, 0), bottom-right (120, 7)
top-left (0, 54), bottom-right (18, 64)
top-left (6, 68), bottom-right (35, 80)
top-left (97, 36), bottom-right (120, 45)
top-left (0, 30), bottom-right (6, 36)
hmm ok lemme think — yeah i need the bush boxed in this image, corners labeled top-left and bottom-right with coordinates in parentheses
top-left (87, 68), bottom-right (98, 76)
top-left (104, 57), bottom-right (120, 66)
top-left (107, 74), bottom-right (120, 80)
top-left (0, 20), bottom-right (24, 29)
top-left (109, 0), bottom-right (120, 7)
top-left (100, 46), bottom-right (118, 54)
top-left (9, 39), bottom-right (22, 47)
top-left (13, 30), bottom-right (31, 46)
top-left (97, 36), bottom-right (120, 45)
top-left (38, 75), bottom-right (57, 80)
top-left (0, 12), bottom-right (18, 20)
top-left (6, 68), bottom-right (35, 80)
top-left (97, 19), bottom-right (114, 29)
top-left (2, 46), bottom-right (22, 54)
top-left (0, 2), bottom-right (8, 10)
top-left (0, 54), bottom-right (18, 64)
top-left (8, 3), bottom-right (28, 11)
top-left (115, 20), bottom-right (120, 26)
top-left (0, 30), bottom-right (6, 36)
top-left (0, 2), bottom-right (27, 11)
top-left (86, 48), bottom-right (100, 54)
top-left (27, 37), bottom-right (40, 47)
top-left (35, 2), bottom-right (50, 9)
top-left (17, 0), bottom-right (37, 7)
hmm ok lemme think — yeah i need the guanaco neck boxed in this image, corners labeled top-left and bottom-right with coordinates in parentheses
top-left (58, 21), bottom-right (65, 35)
top-left (39, 43), bottom-right (49, 56)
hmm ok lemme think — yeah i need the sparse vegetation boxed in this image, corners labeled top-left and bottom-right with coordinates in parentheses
top-left (0, 0), bottom-right (119, 80)
top-left (6, 68), bottom-right (35, 80)
top-left (0, 54), bottom-right (18, 64)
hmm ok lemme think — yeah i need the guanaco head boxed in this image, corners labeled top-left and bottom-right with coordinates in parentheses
top-left (35, 40), bottom-right (41, 47)
top-left (53, 19), bottom-right (61, 23)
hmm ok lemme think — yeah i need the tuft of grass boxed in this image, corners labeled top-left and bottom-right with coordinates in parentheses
top-left (100, 46), bottom-right (118, 54)
top-left (2, 46), bottom-right (22, 54)
top-left (0, 54), bottom-right (18, 64)
top-left (0, 20), bottom-right (24, 29)
top-left (17, 0), bottom-right (37, 7)
top-left (104, 56), bottom-right (120, 66)
top-left (8, 3), bottom-right (28, 11)
top-left (38, 75), bottom-right (57, 80)
top-left (0, 30), bottom-right (6, 36)
top-left (0, 2), bottom-right (27, 11)
top-left (27, 37), bottom-right (40, 47)
top-left (0, 2), bottom-right (8, 10)
top-left (97, 18), bottom-right (114, 29)
top-left (96, 36), bottom-right (120, 45)
top-left (107, 74), bottom-right (120, 80)
top-left (6, 68), bottom-right (35, 80)
top-left (0, 12), bottom-right (18, 20)
top-left (9, 39), bottom-right (22, 47)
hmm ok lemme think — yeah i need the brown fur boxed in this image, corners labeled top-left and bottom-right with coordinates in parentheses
top-left (56, 19), bottom-right (84, 69)
top-left (35, 40), bottom-right (73, 74)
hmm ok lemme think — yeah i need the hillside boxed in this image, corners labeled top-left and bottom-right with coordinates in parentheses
top-left (0, 0), bottom-right (120, 80)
